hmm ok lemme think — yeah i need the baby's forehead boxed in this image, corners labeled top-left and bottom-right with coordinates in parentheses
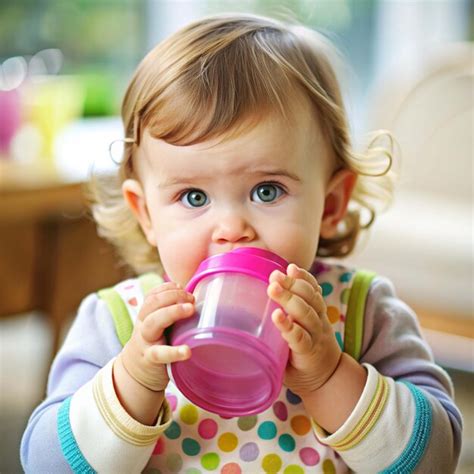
top-left (135, 108), bottom-right (333, 187)
top-left (148, 96), bottom-right (325, 151)
top-left (143, 107), bottom-right (323, 163)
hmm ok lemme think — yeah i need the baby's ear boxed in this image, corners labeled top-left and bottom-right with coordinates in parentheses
top-left (122, 179), bottom-right (157, 246)
top-left (320, 169), bottom-right (357, 239)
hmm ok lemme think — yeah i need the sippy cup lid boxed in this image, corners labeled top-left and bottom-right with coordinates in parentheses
top-left (185, 247), bottom-right (289, 292)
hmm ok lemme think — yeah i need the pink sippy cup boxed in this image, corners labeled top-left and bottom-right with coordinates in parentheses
top-left (169, 247), bottom-right (289, 417)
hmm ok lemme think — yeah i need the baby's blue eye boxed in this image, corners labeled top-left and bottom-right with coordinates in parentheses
top-left (180, 189), bottom-right (208, 208)
top-left (251, 183), bottom-right (284, 203)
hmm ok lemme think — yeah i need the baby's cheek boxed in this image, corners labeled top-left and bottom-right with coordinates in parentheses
top-left (271, 227), bottom-right (319, 271)
top-left (157, 241), bottom-right (202, 287)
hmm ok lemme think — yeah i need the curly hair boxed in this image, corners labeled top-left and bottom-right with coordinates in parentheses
top-left (88, 12), bottom-right (395, 274)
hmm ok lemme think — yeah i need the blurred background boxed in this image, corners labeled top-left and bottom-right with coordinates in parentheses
top-left (0, 0), bottom-right (472, 472)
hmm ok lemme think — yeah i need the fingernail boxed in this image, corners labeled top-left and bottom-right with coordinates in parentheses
top-left (272, 282), bottom-right (283, 294)
top-left (276, 270), bottom-right (286, 280)
top-left (181, 303), bottom-right (193, 312)
top-left (178, 346), bottom-right (188, 356)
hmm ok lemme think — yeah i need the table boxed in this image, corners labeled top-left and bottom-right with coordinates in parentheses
top-left (0, 161), bottom-right (129, 374)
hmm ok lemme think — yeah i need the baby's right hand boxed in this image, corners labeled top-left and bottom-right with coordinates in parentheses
top-left (119, 281), bottom-right (195, 392)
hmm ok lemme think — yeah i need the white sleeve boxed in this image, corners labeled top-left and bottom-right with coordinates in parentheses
top-left (313, 276), bottom-right (462, 473)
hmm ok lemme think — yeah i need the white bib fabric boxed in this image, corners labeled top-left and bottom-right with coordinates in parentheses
top-left (108, 261), bottom-right (359, 473)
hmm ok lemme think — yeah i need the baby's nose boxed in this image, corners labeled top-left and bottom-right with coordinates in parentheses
top-left (211, 213), bottom-right (256, 244)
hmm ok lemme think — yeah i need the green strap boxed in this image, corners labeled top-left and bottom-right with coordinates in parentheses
top-left (97, 287), bottom-right (134, 347)
top-left (98, 273), bottom-right (163, 347)
top-left (344, 270), bottom-right (376, 361)
top-left (138, 272), bottom-right (164, 294)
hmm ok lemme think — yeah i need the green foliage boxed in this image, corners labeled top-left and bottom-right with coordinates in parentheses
top-left (0, 0), bottom-right (145, 116)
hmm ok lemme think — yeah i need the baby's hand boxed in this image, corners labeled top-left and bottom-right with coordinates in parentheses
top-left (267, 264), bottom-right (342, 398)
top-left (119, 282), bottom-right (195, 392)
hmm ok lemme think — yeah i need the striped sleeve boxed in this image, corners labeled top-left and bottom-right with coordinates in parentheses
top-left (319, 275), bottom-right (463, 472)
top-left (57, 359), bottom-right (172, 473)
top-left (313, 364), bottom-right (433, 472)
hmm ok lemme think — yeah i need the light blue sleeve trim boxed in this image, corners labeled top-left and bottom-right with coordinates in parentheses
top-left (380, 382), bottom-right (432, 474)
top-left (57, 397), bottom-right (96, 474)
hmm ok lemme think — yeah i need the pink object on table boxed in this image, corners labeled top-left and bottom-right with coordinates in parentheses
top-left (0, 89), bottom-right (22, 156)
top-left (170, 247), bottom-right (289, 416)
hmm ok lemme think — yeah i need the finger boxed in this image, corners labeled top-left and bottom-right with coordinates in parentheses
top-left (272, 308), bottom-right (313, 353)
top-left (269, 270), bottom-right (323, 312)
top-left (138, 285), bottom-right (194, 322)
top-left (145, 344), bottom-right (191, 364)
top-left (269, 268), bottom-right (325, 315)
top-left (287, 264), bottom-right (322, 294)
top-left (138, 282), bottom-right (180, 321)
top-left (267, 281), bottom-right (321, 333)
top-left (141, 302), bottom-right (195, 342)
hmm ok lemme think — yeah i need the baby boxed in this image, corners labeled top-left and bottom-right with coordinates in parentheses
top-left (21, 13), bottom-right (462, 473)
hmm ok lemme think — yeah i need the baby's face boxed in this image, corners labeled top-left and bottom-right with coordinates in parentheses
top-left (128, 105), bottom-right (335, 287)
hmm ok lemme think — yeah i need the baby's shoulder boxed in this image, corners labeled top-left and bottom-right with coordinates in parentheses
top-left (93, 272), bottom-right (164, 345)
top-left (97, 272), bottom-right (164, 310)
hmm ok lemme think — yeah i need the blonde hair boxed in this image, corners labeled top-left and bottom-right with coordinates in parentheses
top-left (89, 12), bottom-right (395, 274)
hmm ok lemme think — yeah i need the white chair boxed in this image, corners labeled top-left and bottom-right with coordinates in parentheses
top-left (344, 42), bottom-right (473, 370)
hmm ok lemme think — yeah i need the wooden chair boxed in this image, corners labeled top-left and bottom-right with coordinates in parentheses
top-left (0, 168), bottom-right (130, 393)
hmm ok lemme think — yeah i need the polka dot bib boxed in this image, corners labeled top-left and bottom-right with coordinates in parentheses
top-left (103, 260), bottom-right (372, 473)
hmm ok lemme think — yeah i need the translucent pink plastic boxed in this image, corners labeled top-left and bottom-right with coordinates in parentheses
top-left (170, 248), bottom-right (289, 416)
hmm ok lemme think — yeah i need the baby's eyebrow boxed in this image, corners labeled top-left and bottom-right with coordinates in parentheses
top-left (157, 176), bottom-right (211, 189)
top-left (157, 167), bottom-right (301, 189)
top-left (252, 168), bottom-right (301, 182)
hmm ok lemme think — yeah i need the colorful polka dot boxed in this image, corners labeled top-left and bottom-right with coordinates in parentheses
top-left (218, 432), bottom-right (238, 452)
top-left (239, 442), bottom-right (259, 462)
top-left (198, 418), bottom-right (218, 439)
top-left (262, 453), bottom-right (282, 473)
top-left (201, 452), bottom-right (220, 470)
top-left (313, 261), bottom-right (330, 274)
top-left (272, 401), bottom-right (288, 421)
top-left (284, 466), bottom-right (304, 474)
top-left (299, 447), bottom-right (320, 466)
top-left (339, 272), bottom-right (352, 282)
top-left (237, 415), bottom-right (258, 431)
top-left (185, 469), bottom-right (201, 474)
top-left (165, 421), bottom-right (181, 439)
top-left (335, 332), bottom-right (344, 350)
top-left (290, 415), bottom-right (311, 436)
top-left (322, 459), bottom-right (336, 474)
top-left (166, 393), bottom-right (178, 411)
top-left (166, 453), bottom-right (183, 472)
top-left (286, 389), bottom-right (302, 405)
top-left (327, 305), bottom-right (340, 324)
top-left (340, 288), bottom-right (350, 305)
top-left (278, 433), bottom-right (296, 452)
top-left (182, 438), bottom-right (201, 456)
top-left (321, 282), bottom-right (333, 297)
top-left (220, 462), bottom-right (241, 474)
top-left (258, 421), bottom-right (277, 440)
top-left (152, 436), bottom-right (165, 455)
top-left (180, 404), bottom-right (199, 424)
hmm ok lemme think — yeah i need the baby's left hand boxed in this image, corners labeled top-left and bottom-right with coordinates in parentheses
top-left (267, 264), bottom-right (342, 398)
